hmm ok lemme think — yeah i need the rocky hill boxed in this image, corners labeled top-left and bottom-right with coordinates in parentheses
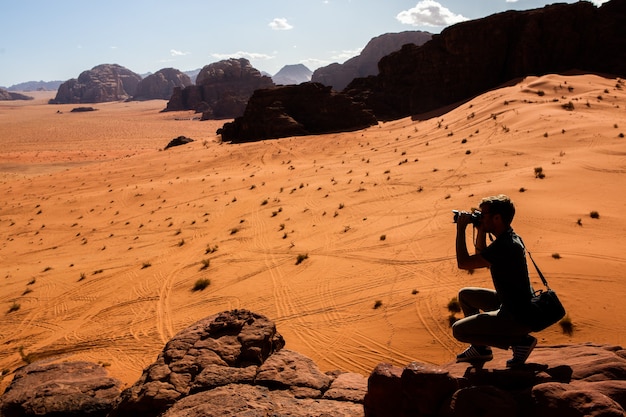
top-left (131, 68), bottom-right (192, 101)
top-left (217, 82), bottom-right (377, 142)
top-left (272, 64), bottom-right (312, 85)
top-left (0, 88), bottom-right (33, 101)
top-left (1, 310), bottom-right (625, 417)
top-left (50, 64), bottom-right (142, 104)
top-left (163, 58), bottom-right (274, 119)
top-left (312, 31), bottom-right (432, 91)
top-left (5, 80), bottom-right (62, 92)
top-left (345, 0), bottom-right (626, 120)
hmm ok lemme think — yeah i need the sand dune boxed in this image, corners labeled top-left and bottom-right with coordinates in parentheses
top-left (1, 74), bottom-right (625, 390)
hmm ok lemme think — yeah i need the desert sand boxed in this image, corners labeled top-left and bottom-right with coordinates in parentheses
top-left (1, 74), bottom-right (625, 391)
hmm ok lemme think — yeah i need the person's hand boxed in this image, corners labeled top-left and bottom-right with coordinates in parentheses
top-left (456, 211), bottom-right (473, 228)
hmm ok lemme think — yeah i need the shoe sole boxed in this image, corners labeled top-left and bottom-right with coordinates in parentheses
top-left (506, 337), bottom-right (537, 368)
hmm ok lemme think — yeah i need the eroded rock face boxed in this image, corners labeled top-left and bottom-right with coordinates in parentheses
top-left (163, 58), bottom-right (274, 119)
top-left (132, 68), bottom-right (192, 101)
top-left (312, 31), bottom-right (432, 91)
top-left (364, 343), bottom-right (626, 417)
top-left (51, 64), bottom-right (142, 104)
top-left (346, 1), bottom-right (626, 120)
top-left (0, 88), bottom-right (33, 101)
top-left (217, 82), bottom-right (378, 143)
top-left (0, 361), bottom-right (122, 417)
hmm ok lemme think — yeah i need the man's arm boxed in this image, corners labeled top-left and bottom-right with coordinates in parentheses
top-left (456, 218), bottom-right (491, 270)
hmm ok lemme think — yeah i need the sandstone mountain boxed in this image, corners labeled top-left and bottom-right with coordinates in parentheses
top-left (163, 58), bottom-right (274, 119)
top-left (312, 31), bottom-right (432, 91)
top-left (50, 64), bottom-right (142, 104)
top-left (346, 0), bottom-right (626, 121)
top-left (132, 68), bottom-right (192, 101)
top-left (5, 80), bottom-right (62, 92)
top-left (2, 310), bottom-right (625, 417)
top-left (272, 64), bottom-right (312, 85)
top-left (0, 88), bottom-right (33, 101)
top-left (217, 82), bottom-right (377, 143)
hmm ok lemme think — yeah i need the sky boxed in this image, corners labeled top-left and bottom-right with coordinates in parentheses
top-left (0, 0), bottom-right (611, 87)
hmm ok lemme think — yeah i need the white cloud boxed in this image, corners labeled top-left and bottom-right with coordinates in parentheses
top-left (396, 1), bottom-right (468, 27)
top-left (506, 0), bottom-right (518, 3)
top-left (170, 49), bottom-right (190, 57)
top-left (589, 0), bottom-right (609, 5)
top-left (269, 18), bottom-right (294, 30)
top-left (211, 51), bottom-right (275, 61)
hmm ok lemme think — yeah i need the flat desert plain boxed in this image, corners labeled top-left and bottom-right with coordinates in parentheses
top-left (1, 74), bottom-right (625, 391)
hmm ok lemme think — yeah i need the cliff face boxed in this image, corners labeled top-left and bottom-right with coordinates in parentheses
top-left (312, 31), bottom-right (432, 91)
top-left (51, 64), bottom-right (141, 104)
top-left (132, 68), bottom-right (192, 101)
top-left (346, 0), bottom-right (626, 120)
top-left (164, 58), bottom-right (275, 119)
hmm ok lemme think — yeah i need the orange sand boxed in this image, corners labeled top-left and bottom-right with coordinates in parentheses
top-left (1, 74), bottom-right (625, 391)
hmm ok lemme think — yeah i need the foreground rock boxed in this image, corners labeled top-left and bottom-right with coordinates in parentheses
top-left (132, 68), bottom-right (192, 101)
top-left (0, 361), bottom-right (122, 417)
top-left (365, 343), bottom-right (626, 417)
top-left (51, 64), bottom-right (142, 104)
top-left (108, 309), bottom-right (366, 417)
top-left (163, 58), bottom-right (274, 119)
top-left (164, 135), bottom-right (194, 150)
top-left (346, 1), bottom-right (626, 120)
top-left (217, 82), bottom-right (378, 143)
top-left (2, 310), bottom-right (625, 417)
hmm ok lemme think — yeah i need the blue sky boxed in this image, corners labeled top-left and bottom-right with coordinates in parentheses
top-left (0, 0), bottom-right (610, 87)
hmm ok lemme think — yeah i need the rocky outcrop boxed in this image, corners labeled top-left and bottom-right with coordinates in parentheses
top-left (2, 311), bottom-right (625, 417)
top-left (312, 31), bottom-right (432, 91)
top-left (0, 88), bottom-right (33, 101)
top-left (108, 309), bottom-right (365, 417)
top-left (365, 343), bottom-right (626, 417)
top-left (217, 82), bottom-right (378, 143)
top-left (164, 135), bottom-right (194, 150)
top-left (272, 64), bottom-right (312, 85)
top-left (132, 68), bottom-right (192, 101)
top-left (0, 361), bottom-right (122, 417)
top-left (50, 64), bottom-right (142, 104)
top-left (163, 58), bottom-right (275, 119)
top-left (346, 0), bottom-right (626, 120)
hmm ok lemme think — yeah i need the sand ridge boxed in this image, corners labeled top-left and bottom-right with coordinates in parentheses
top-left (1, 74), bottom-right (625, 390)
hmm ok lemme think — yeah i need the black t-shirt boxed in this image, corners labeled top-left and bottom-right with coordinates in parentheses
top-left (480, 228), bottom-right (533, 319)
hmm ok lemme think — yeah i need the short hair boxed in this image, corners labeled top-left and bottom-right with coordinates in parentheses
top-left (480, 194), bottom-right (515, 225)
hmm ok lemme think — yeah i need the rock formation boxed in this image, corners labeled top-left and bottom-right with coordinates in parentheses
top-left (163, 58), bottom-right (275, 119)
top-left (312, 31), bottom-right (432, 91)
top-left (132, 68), bottom-right (192, 101)
top-left (1, 310), bottom-right (625, 417)
top-left (164, 135), bottom-right (194, 150)
top-left (50, 64), bottom-right (142, 104)
top-left (0, 88), bottom-right (33, 101)
top-left (217, 82), bottom-right (378, 143)
top-left (346, 0), bottom-right (626, 120)
top-left (272, 64), bottom-right (313, 85)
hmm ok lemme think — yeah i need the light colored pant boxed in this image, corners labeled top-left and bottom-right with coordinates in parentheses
top-left (452, 287), bottom-right (531, 350)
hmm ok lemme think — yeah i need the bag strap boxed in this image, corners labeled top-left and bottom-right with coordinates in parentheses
top-left (519, 237), bottom-right (551, 290)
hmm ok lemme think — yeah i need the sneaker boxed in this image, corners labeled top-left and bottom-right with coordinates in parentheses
top-left (456, 345), bottom-right (493, 363)
top-left (506, 335), bottom-right (537, 368)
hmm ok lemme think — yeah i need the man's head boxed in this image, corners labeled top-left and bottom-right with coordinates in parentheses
top-left (479, 194), bottom-right (515, 227)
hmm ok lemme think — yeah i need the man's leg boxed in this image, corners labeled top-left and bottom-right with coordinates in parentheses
top-left (452, 310), bottom-right (531, 350)
top-left (458, 287), bottom-right (500, 316)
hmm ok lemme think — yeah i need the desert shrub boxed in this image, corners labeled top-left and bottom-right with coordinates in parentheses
top-left (8, 302), bottom-right (21, 313)
top-left (200, 259), bottom-right (210, 270)
top-left (534, 167), bottom-right (545, 179)
top-left (559, 316), bottom-right (574, 336)
top-left (373, 300), bottom-right (383, 309)
top-left (552, 253), bottom-right (561, 259)
top-left (590, 211), bottom-right (600, 219)
top-left (206, 244), bottom-right (218, 254)
top-left (141, 262), bottom-right (151, 269)
top-left (380, 234), bottom-right (386, 241)
top-left (447, 297), bottom-right (461, 314)
top-left (295, 253), bottom-right (309, 265)
top-left (448, 314), bottom-right (458, 327)
top-left (562, 101), bottom-right (575, 111)
top-left (576, 218), bottom-right (583, 226)
top-left (412, 289), bottom-right (419, 295)
top-left (192, 278), bottom-right (211, 292)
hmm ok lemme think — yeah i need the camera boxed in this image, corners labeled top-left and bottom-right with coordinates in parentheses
top-left (452, 209), bottom-right (482, 227)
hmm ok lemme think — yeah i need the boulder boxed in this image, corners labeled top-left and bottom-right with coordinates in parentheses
top-left (50, 64), bottom-right (142, 104)
top-left (163, 58), bottom-right (274, 119)
top-left (164, 136), bottom-right (194, 150)
top-left (346, 1), bottom-right (626, 120)
top-left (132, 68), bottom-right (192, 101)
top-left (312, 30), bottom-right (432, 91)
top-left (217, 82), bottom-right (378, 143)
top-left (0, 361), bottom-right (122, 417)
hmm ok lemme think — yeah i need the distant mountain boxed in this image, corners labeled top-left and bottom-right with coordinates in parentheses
top-left (0, 88), bottom-right (33, 101)
top-left (312, 31), bottom-right (432, 91)
top-left (132, 68), bottom-right (192, 101)
top-left (184, 69), bottom-right (201, 84)
top-left (272, 64), bottom-right (312, 85)
top-left (7, 80), bottom-right (63, 91)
